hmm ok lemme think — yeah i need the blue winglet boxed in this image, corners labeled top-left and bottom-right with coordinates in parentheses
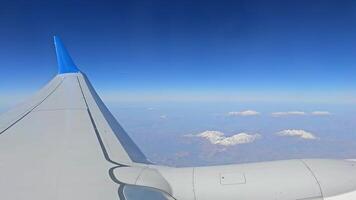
top-left (54, 36), bottom-right (79, 74)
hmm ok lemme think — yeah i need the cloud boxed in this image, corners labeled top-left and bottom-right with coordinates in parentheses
top-left (272, 111), bottom-right (306, 117)
top-left (160, 115), bottom-right (167, 119)
top-left (276, 129), bottom-right (317, 140)
top-left (228, 110), bottom-right (260, 116)
top-left (272, 111), bottom-right (331, 117)
top-left (311, 111), bottom-right (331, 116)
top-left (188, 130), bottom-right (261, 146)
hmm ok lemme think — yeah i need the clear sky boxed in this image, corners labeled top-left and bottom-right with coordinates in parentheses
top-left (1, 0), bottom-right (356, 166)
top-left (1, 0), bottom-right (356, 104)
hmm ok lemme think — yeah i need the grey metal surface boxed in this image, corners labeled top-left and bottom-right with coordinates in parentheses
top-left (0, 77), bottom-right (62, 133)
top-left (113, 166), bottom-right (172, 195)
top-left (155, 160), bottom-right (323, 200)
top-left (303, 159), bottom-right (356, 198)
top-left (0, 73), bottom-right (123, 199)
top-left (78, 73), bottom-right (149, 165)
top-left (155, 159), bottom-right (356, 200)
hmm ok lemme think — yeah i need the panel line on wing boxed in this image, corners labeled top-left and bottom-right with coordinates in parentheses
top-left (76, 75), bottom-right (129, 199)
top-left (33, 108), bottom-right (87, 112)
top-left (0, 78), bottom-right (64, 135)
top-left (76, 76), bottom-right (126, 167)
top-left (80, 73), bottom-right (150, 164)
top-left (300, 159), bottom-right (325, 198)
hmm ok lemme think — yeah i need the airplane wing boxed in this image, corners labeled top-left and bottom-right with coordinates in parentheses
top-left (0, 37), bottom-right (173, 200)
top-left (3, 37), bottom-right (356, 200)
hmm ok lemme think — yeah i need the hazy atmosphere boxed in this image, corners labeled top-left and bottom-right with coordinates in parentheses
top-left (1, 0), bottom-right (356, 167)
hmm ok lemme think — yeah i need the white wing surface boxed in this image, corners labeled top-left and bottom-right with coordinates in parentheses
top-left (0, 36), bottom-right (173, 200)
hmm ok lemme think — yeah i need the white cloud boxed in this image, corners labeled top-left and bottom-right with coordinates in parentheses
top-left (272, 111), bottom-right (306, 117)
top-left (228, 110), bottom-right (260, 116)
top-left (189, 130), bottom-right (261, 146)
top-left (160, 115), bottom-right (167, 119)
top-left (276, 129), bottom-right (317, 140)
top-left (311, 111), bottom-right (331, 116)
top-left (272, 111), bottom-right (331, 117)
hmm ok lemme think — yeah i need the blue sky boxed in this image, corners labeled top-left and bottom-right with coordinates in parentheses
top-left (1, 0), bottom-right (356, 166)
top-left (1, 0), bottom-right (356, 103)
